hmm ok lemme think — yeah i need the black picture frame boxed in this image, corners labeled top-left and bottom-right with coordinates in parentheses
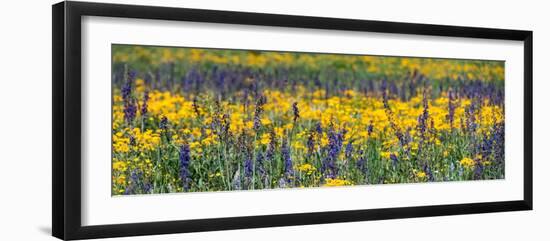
top-left (52, 1), bottom-right (533, 240)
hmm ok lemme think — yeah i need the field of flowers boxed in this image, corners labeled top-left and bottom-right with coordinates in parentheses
top-left (111, 45), bottom-right (505, 195)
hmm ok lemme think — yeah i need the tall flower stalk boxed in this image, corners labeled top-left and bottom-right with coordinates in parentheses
top-left (122, 69), bottom-right (137, 124)
top-left (179, 144), bottom-right (191, 191)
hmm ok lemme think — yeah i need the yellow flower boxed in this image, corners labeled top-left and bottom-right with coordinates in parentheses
top-left (320, 134), bottom-right (329, 146)
top-left (460, 157), bottom-right (476, 168)
top-left (297, 163), bottom-right (316, 175)
top-left (112, 161), bottom-right (128, 172)
top-left (274, 127), bottom-right (284, 139)
top-left (416, 171), bottom-right (427, 178)
top-left (116, 175), bottom-right (126, 185)
top-left (189, 141), bottom-right (201, 149)
top-left (260, 117), bottom-right (272, 125)
top-left (380, 151), bottom-right (397, 159)
top-left (323, 178), bottom-right (353, 187)
top-left (259, 133), bottom-right (271, 145)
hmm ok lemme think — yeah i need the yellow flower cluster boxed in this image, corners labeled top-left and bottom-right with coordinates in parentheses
top-left (323, 178), bottom-right (354, 187)
top-left (297, 163), bottom-right (317, 175)
top-left (460, 157), bottom-right (476, 168)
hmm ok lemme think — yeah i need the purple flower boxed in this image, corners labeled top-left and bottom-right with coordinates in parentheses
top-left (244, 157), bottom-right (253, 179)
top-left (122, 69), bottom-right (137, 123)
top-left (179, 144), bottom-right (191, 191)
top-left (367, 121), bottom-right (374, 136)
top-left (417, 91), bottom-right (430, 141)
top-left (492, 123), bottom-right (505, 164)
top-left (253, 95), bottom-right (267, 130)
top-left (447, 89), bottom-right (457, 129)
top-left (121, 82), bottom-right (132, 102)
top-left (390, 153), bottom-right (399, 169)
top-left (141, 91), bottom-right (149, 116)
top-left (255, 150), bottom-right (265, 177)
top-left (322, 126), bottom-right (344, 178)
top-left (315, 122), bottom-right (323, 135)
top-left (159, 116), bottom-right (168, 130)
top-left (474, 160), bottom-right (484, 180)
top-left (121, 70), bottom-right (136, 101)
top-left (124, 169), bottom-right (141, 195)
top-left (356, 150), bottom-right (369, 175)
top-left (282, 138), bottom-right (293, 176)
top-left (266, 129), bottom-right (277, 163)
top-left (143, 182), bottom-right (152, 194)
top-left (292, 102), bottom-right (300, 123)
top-left (383, 89), bottom-right (406, 147)
top-left (123, 102), bottom-right (137, 124)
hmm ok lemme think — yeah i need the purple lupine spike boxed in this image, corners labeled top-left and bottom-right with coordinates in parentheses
top-left (315, 122), bottom-right (323, 135)
top-left (474, 160), bottom-right (484, 180)
top-left (159, 116), bottom-right (168, 131)
top-left (492, 122), bottom-right (505, 164)
top-left (141, 91), bottom-right (149, 116)
top-left (244, 157), bottom-right (253, 179)
top-left (122, 69), bottom-right (137, 123)
top-left (179, 144), bottom-right (191, 191)
top-left (255, 150), bottom-right (265, 177)
top-left (356, 150), bottom-right (369, 175)
top-left (417, 90), bottom-right (429, 141)
top-left (124, 169), bottom-right (141, 195)
top-left (423, 163), bottom-right (434, 182)
top-left (345, 141), bottom-right (354, 160)
top-left (292, 102), bottom-right (300, 123)
top-left (253, 95), bottom-right (267, 130)
top-left (389, 81), bottom-right (399, 98)
top-left (447, 88), bottom-right (456, 129)
top-left (121, 69), bottom-right (136, 101)
top-left (322, 125), bottom-right (343, 178)
top-left (123, 102), bottom-right (137, 123)
top-left (367, 120), bottom-right (374, 136)
top-left (383, 89), bottom-right (406, 146)
top-left (265, 129), bottom-right (277, 163)
top-left (381, 78), bottom-right (388, 98)
top-left (121, 82), bottom-right (132, 102)
top-left (282, 138), bottom-right (293, 176)
top-left (143, 182), bottom-right (152, 194)
top-left (390, 153), bottom-right (399, 169)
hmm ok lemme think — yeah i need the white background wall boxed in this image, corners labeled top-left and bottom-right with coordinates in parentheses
top-left (0, 0), bottom-right (547, 240)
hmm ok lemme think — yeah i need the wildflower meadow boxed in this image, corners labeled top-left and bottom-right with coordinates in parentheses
top-left (111, 45), bottom-right (505, 195)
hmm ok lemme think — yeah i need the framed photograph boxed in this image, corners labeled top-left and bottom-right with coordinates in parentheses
top-left (52, 1), bottom-right (533, 240)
